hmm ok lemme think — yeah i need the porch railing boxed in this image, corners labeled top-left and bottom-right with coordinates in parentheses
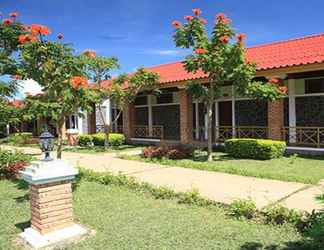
top-left (282, 127), bottom-right (324, 148)
top-left (194, 126), bottom-right (269, 142)
top-left (216, 126), bottom-right (269, 142)
top-left (133, 125), bottom-right (164, 139)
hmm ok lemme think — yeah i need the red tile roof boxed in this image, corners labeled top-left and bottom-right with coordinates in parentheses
top-left (143, 33), bottom-right (324, 84)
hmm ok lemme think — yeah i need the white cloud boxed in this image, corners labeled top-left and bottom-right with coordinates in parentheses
top-left (140, 49), bottom-right (183, 56)
top-left (19, 79), bottom-right (43, 97)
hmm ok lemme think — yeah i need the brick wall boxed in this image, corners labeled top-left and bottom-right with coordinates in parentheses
top-left (268, 99), bottom-right (284, 141)
top-left (179, 89), bottom-right (193, 144)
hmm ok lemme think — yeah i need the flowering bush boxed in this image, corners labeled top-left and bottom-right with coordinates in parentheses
top-left (0, 149), bottom-right (32, 178)
top-left (142, 146), bottom-right (167, 159)
top-left (142, 145), bottom-right (194, 160)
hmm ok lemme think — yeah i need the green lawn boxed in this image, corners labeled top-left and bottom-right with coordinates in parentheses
top-left (63, 144), bottom-right (143, 154)
top-left (1, 179), bottom-right (316, 250)
top-left (120, 151), bottom-right (324, 184)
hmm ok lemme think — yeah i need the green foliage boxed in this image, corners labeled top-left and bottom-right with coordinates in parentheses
top-left (229, 199), bottom-right (257, 219)
top-left (302, 211), bottom-right (324, 247)
top-left (5, 132), bottom-right (33, 145)
top-left (225, 139), bottom-right (286, 160)
top-left (177, 189), bottom-right (214, 206)
top-left (78, 134), bottom-right (93, 147)
top-left (83, 133), bottom-right (125, 147)
top-left (0, 20), bottom-right (24, 75)
top-left (0, 149), bottom-right (32, 178)
top-left (263, 205), bottom-right (303, 225)
top-left (109, 133), bottom-right (126, 146)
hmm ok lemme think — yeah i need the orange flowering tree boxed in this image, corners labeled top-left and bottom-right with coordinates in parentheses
top-left (0, 12), bottom-right (26, 133)
top-left (172, 9), bottom-right (286, 161)
top-left (81, 51), bottom-right (159, 149)
top-left (14, 20), bottom-right (96, 158)
top-left (0, 12), bottom-right (25, 75)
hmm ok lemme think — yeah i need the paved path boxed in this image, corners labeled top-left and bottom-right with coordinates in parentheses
top-left (2, 145), bottom-right (323, 212)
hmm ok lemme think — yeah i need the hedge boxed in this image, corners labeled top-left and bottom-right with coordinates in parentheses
top-left (78, 133), bottom-right (125, 147)
top-left (78, 135), bottom-right (93, 147)
top-left (6, 132), bottom-right (33, 145)
top-left (225, 139), bottom-right (286, 160)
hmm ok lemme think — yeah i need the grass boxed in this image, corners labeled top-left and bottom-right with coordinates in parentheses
top-left (1, 179), bottom-right (315, 250)
top-left (63, 144), bottom-right (143, 154)
top-left (120, 151), bottom-right (324, 184)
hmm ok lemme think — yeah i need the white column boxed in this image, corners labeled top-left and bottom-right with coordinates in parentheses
top-left (215, 102), bottom-right (219, 141)
top-left (288, 79), bottom-right (296, 143)
top-left (102, 99), bottom-right (111, 125)
top-left (195, 101), bottom-right (199, 140)
top-left (232, 86), bottom-right (236, 137)
top-left (148, 95), bottom-right (153, 137)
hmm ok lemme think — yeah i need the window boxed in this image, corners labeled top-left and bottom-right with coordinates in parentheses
top-left (66, 115), bottom-right (78, 129)
top-left (305, 78), bottom-right (324, 94)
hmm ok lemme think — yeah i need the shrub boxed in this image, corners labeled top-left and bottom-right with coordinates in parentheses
top-left (91, 133), bottom-right (126, 147)
top-left (142, 145), bottom-right (194, 160)
top-left (78, 135), bottom-right (93, 147)
top-left (230, 199), bottom-right (257, 219)
top-left (6, 132), bottom-right (33, 145)
top-left (302, 211), bottom-right (324, 246)
top-left (263, 205), bottom-right (303, 225)
top-left (92, 133), bottom-right (105, 146)
top-left (109, 133), bottom-right (125, 147)
top-left (225, 139), bottom-right (286, 160)
top-left (0, 149), bottom-right (32, 178)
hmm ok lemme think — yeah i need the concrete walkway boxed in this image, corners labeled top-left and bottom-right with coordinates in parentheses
top-left (2, 145), bottom-right (323, 212)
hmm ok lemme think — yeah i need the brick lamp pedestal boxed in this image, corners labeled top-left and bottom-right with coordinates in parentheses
top-left (19, 160), bottom-right (88, 249)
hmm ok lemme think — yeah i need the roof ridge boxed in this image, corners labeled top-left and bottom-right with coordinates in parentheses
top-left (247, 33), bottom-right (324, 49)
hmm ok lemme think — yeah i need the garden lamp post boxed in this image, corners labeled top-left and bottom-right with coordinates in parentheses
top-left (19, 127), bottom-right (88, 248)
top-left (39, 126), bottom-right (55, 161)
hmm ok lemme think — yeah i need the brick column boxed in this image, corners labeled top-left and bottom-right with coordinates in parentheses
top-left (123, 103), bottom-right (135, 141)
top-left (30, 181), bottom-right (73, 235)
top-left (268, 99), bottom-right (284, 141)
top-left (179, 89), bottom-right (193, 144)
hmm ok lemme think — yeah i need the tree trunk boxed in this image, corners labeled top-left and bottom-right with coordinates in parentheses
top-left (57, 116), bottom-right (65, 159)
top-left (207, 102), bottom-right (213, 162)
top-left (104, 124), bottom-right (110, 150)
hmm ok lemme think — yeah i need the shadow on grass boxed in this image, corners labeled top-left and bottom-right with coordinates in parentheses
top-left (240, 240), bottom-right (324, 250)
top-left (15, 221), bottom-right (30, 232)
top-left (192, 151), bottom-right (257, 163)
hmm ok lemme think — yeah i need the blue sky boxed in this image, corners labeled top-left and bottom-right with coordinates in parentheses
top-left (1, 0), bottom-right (324, 74)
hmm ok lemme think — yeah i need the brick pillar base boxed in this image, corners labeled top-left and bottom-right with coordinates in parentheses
top-left (179, 89), bottom-right (193, 144)
top-left (268, 99), bottom-right (284, 141)
top-left (30, 181), bottom-right (74, 235)
top-left (123, 103), bottom-right (135, 141)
